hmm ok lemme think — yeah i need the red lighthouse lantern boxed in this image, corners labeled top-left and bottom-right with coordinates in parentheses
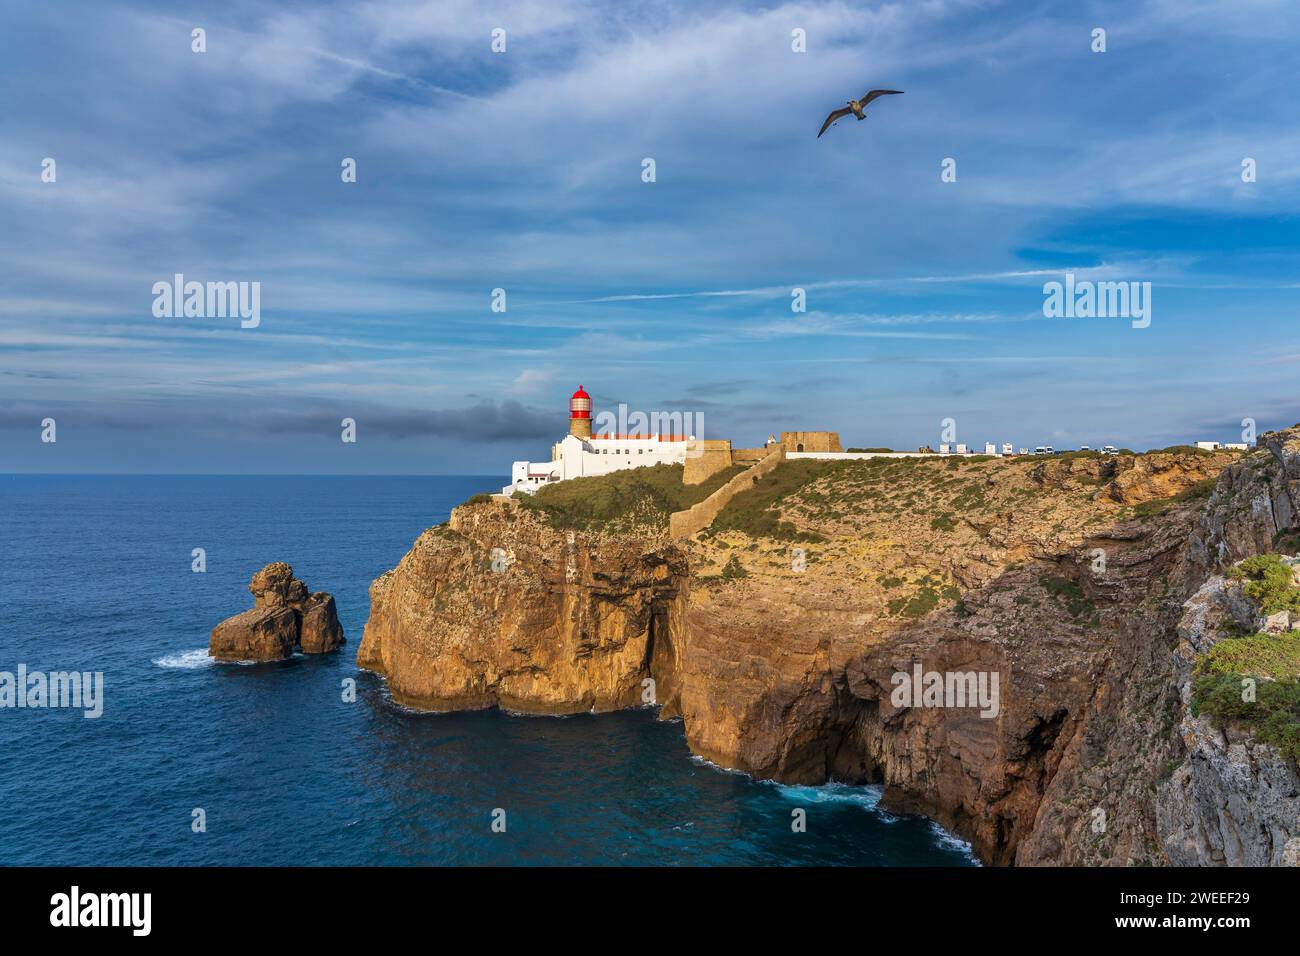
top-left (569, 385), bottom-right (592, 438)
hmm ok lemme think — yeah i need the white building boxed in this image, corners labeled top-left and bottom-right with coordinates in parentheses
top-left (502, 386), bottom-right (695, 496)
top-left (1198, 440), bottom-right (1250, 451)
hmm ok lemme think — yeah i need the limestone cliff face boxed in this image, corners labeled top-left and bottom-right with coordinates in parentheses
top-left (357, 506), bottom-right (688, 713)
top-left (357, 438), bottom-right (1300, 865)
top-left (1153, 429), bottom-right (1300, 867)
top-left (1154, 573), bottom-right (1300, 866)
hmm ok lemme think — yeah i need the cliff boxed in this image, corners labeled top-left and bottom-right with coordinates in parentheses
top-left (356, 509), bottom-right (688, 712)
top-left (358, 437), bottom-right (1300, 865)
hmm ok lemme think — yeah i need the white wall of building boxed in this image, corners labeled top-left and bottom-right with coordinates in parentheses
top-left (504, 433), bottom-right (693, 495)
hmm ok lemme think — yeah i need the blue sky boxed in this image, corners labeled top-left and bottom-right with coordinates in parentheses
top-left (3, 0), bottom-right (1300, 474)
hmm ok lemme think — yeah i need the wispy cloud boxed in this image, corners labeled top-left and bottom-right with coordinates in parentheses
top-left (4, 0), bottom-right (1300, 471)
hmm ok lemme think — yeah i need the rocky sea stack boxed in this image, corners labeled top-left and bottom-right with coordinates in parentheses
top-left (210, 562), bottom-right (344, 662)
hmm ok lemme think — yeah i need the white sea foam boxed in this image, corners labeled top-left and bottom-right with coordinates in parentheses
top-left (770, 781), bottom-right (885, 810)
top-left (687, 754), bottom-right (750, 776)
top-left (770, 779), bottom-right (977, 859)
top-left (928, 820), bottom-right (980, 863)
top-left (152, 648), bottom-right (214, 669)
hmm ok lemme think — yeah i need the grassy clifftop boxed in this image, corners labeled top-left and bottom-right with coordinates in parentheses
top-left (463, 447), bottom-right (1240, 546)
top-left (511, 462), bottom-right (744, 534)
top-left (1191, 554), bottom-right (1300, 762)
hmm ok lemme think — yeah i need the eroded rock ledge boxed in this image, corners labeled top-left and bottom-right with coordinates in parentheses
top-left (211, 562), bottom-right (344, 662)
top-left (358, 435), bottom-right (1300, 865)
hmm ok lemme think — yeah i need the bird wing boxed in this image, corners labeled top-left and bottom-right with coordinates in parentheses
top-left (817, 106), bottom-right (854, 138)
top-left (859, 89), bottom-right (904, 107)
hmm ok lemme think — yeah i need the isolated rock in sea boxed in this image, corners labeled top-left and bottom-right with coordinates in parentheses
top-left (210, 563), bottom-right (344, 661)
top-left (210, 606), bottom-right (300, 662)
top-left (300, 593), bottom-right (345, 654)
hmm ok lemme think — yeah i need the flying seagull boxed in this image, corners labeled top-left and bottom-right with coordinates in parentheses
top-left (817, 89), bottom-right (903, 138)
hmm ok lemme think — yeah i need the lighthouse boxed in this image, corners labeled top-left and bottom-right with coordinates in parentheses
top-left (569, 385), bottom-right (592, 439)
top-left (502, 386), bottom-right (693, 495)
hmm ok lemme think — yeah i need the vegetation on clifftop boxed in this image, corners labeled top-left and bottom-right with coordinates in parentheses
top-left (1229, 553), bottom-right (1300, 614)
top-left (1196, 630), bottom-right (1300, 681)
top-left (1192, 669), bottom-right (1300, 764)
top-left (510, 462), bottom-right (743, 533)
top-left (1191, 559), bottom-right (1300, 763)
top-left (706, 459), bottom-right (835, 541)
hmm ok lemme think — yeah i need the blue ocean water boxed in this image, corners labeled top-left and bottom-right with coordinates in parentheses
top-left (0, 475), bottom-right (975, 866)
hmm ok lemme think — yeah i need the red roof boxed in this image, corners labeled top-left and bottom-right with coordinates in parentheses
top-left (571, 385), bottom-right (590, 400)
top-left (589, 433), bottom-right (690, 441)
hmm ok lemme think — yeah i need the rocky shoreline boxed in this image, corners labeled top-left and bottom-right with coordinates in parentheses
top-left (357, 432), bottom-right (1300, 865)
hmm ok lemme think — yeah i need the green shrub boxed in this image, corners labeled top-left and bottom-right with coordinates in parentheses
top-left (1191, 672), bottom-right (1300, 763)
top-left (1039, 574), bottom-right (1096, 621)
top-left (1196, 630), bottom-right (1300, 681)
top-left (888, 585), bottom-right (939, 619)
top-left (1229, 554), bottom-right (1300, 614)
top-left (720, 554), bottom-right (748, 580)
top-left (710, 460), bottom-right (833, 541)
top-left (1147, 444), bottom-right (1216, 456)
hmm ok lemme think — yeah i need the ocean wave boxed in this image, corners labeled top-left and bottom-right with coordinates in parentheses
top-left (928, 820), bottom-right (980, 863)
top-left (768, 780), bottom-right (886, 810)
top-left (687, 754), bottom-right (751, 777)
top-left (152, 648), bottom-right (215, 669)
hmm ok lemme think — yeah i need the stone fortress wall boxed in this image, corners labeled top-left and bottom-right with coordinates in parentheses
top-left (669, 445), bottom-right (786, 539)
top-left (683, 439), bottom-right (734, 485)
top-left (684, 431), bottom-right (841, 486)
top-left (781, 431), bottom-right (842, 454)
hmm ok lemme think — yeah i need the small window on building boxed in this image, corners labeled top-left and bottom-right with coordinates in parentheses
top-left (796, 443), bottom-right (804, 452)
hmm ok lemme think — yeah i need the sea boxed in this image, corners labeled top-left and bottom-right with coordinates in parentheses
top-left (0, 475), bottom-right (976, 866)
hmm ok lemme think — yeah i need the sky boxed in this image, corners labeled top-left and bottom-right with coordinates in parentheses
top-left (3, 0), bottom-right (1300, 475)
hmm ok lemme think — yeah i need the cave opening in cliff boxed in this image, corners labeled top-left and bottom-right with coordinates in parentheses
top-left (644, 604), bottom-right (679, 712)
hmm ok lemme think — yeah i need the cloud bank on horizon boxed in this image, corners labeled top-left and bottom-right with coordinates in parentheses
top-left (3, 0), bottom-right (1300, 474)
